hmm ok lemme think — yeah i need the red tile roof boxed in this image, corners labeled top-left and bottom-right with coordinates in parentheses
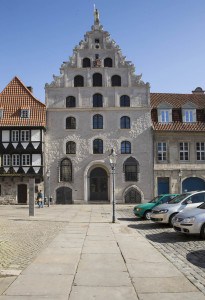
top-left (150, 92), bottom-right (205, 132)
top-left (0, 77), bottom-right (46, 127)
top-left (151, 92), bottom-right (205, 109)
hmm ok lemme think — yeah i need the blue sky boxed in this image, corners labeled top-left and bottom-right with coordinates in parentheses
top-left (0, 0), bottom-right (205, 101)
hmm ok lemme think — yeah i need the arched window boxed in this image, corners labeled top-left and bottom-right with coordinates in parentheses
top-left (93, 114), bottom-right (103, 129)
top-left (120, 116), bottom-right (130, 129)
top-left (74, 75), bottom-right (84, 87)
top-left (123, 157), bottom-right (139, 181)
top-left (82, 58), bottom-right (91, 68)
top-left (93, 73), bottom-right (102, 87)
top-left (93, 139), bottom-right (103, 154)
top-left (111, 75), bottom-right (121, 87)
top-left (66, 117), bottom-right (76, 129)
top-left (125, 188), bottom-right (141, 203)
top-left (60, 158), bottom-right (72, 182)
top-left (121, 141), bottom-right (131, 154)
top-left (120, 95), bottom-right (130, 107)
top-left (66, 96), bottom-right (76, 108)
top-left (66, 141), bottom-right (76, 154)
top-left (93, 93), bottom-right (103, 107)
top-left (104, 57), bottom-right (113, 67)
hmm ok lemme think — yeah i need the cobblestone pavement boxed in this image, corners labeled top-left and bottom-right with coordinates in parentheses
top-left (0, 206), bottom-right (66, 276)
top-left (116, 205), bottom-right (205, 295)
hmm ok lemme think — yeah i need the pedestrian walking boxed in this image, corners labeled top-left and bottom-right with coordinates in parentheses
top-left (36, 190), bottom-right (44, 208)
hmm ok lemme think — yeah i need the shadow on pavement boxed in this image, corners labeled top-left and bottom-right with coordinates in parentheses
top-left (117, 217), bottom-right (139, 222)
top-left (128, 223), bottom-right (168, 230)
top-left (186, 250), bottom-right (205, 269)
top-left (145, 231), bottom-right (202, 243)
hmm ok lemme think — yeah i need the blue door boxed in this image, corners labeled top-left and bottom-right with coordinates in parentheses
top-left (158, 177), bottom-right (169, 195)
top-left (182, 177), bottom-right (205, 192)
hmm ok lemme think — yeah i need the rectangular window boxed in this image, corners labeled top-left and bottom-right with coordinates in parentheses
top-left (3, 154), bottom-right (11, 166)
top-left (21, 130), bottom-right (30, 141)
top-left (183, 109), bottom-right (196, 122)
top-left (12, 154), bottom-right (20, 166)
top-left (22, 154), bottom-right (30, 166)
top-left (21, 109), bottom-right (30, 118)
top-left (157, 142), bottom-right (167, 161)
top-left (179, 142), bottom-right (189, 161)
top-left (196, 142), bottom-right (205, 161)
top-left (0, 110), bottom-right (3, 118)
top-left (125, 165), bottom-right (138, 181)
top-left (11, 130), bottom-right (19, 142)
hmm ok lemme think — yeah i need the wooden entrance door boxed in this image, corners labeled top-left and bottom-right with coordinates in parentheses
top-left (18, 184), bottom-right (27, 204)
top-left (90, 167), bottom-right (108, 201)
top-left (56, 187), bottom-right (72, 204)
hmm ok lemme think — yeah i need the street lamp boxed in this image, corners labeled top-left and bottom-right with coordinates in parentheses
top-left (179, 169), bottom-right (183, 193)
top-left (109, 148), bottom-right (117, 223)
top-left (46, 170), bottom-right (50, 207)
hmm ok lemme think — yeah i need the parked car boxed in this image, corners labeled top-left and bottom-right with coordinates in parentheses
top-left (150, 191), bottom-right (205, 226)
top-left (133, 194), bottom-right (178, 220)
top-left (173, 202), bottom-right (205, 239)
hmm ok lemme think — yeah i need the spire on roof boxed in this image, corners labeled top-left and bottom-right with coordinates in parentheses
top-left (94, 5), bottom-right (100, 25)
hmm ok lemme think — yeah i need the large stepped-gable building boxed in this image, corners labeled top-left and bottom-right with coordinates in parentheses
top-left (0, 77), bottom-right (46, 204)
top-left (45, 10), bottom-right (154, 204)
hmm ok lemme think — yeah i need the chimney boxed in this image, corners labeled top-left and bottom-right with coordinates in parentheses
top-left (27, 86), bottom-right (33, 93)
top-left (192, 87), bottom-right (204, 94)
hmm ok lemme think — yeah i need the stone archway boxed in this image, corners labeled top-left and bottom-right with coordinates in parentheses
top-left (124, 187), bottom-right (142, 203)
top-left (89, 167), bottom-right (108, 202)
top-left (182, 177), bottom-right (205, 192)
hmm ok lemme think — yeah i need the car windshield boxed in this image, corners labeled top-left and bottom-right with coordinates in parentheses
top-left (149, 196), bottom-right (162, 203)
top-left (198, 202), bottom-right (205, 209)
top-left (168, 193), bottom-right (190, 204)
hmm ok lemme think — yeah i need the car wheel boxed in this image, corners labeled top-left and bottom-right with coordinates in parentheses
top-left (200, 224), bottom-right (205, 239)
top-left (169, 214), bottom-right (177, 226)
top-left (144, 210), bottom-right (151, 220)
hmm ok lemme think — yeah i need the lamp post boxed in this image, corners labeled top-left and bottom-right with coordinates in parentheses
top-left (46, 170), bottom-right (50, 207)
top-left (109, 148), bottom-right (117, 223)
top-left (179, 170), bottom-right (183, 194)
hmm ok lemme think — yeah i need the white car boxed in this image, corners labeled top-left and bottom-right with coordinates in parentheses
top-left (150, 191), bottom-right (205, 226)
top-left (173, 202), bottom-right (205, 239)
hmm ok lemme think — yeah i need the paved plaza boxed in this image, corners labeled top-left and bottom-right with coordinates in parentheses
top-left (0, 204), bottom-right (205, 299)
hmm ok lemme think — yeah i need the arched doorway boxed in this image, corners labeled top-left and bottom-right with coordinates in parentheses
top-left (125, 188), bottom-right (141, 203)
top-left (18, 184), bottom-right (27, 204)
top-left (182, 177), bottom-right (205, 192)
top-left (90, 167), bottom-right (108, 201)
top-left (56, 187), bottom-right (72, 204)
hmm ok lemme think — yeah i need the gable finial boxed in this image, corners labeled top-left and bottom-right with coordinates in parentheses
top-left (93, 5), bottom-right (100, 24)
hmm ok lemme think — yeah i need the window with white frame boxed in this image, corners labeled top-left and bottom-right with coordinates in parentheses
top-left (179, 142), bottom-right (189, 161)
top-left (183, 109), bottom-right (196, 122)
top-left (22, 154), bottom-right (30, 166)
top-left (157, 142), bottom-right (167, 161)
top-left (3, 154), bottom-right (11, 166)
top-left (21, 109), bottom-right (30, 118)
top-left (12, 154), bottom-right (20, 166)
top-left (11, 130), bottom-right (19, 142)
top-left (196, 142), bottom-right (205, 161)
top-left (160, 110), bottom-right (170, 123)
top-left (21, 130), bottom-right (30, 141)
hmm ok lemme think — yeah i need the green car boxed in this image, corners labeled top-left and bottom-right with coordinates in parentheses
top-left (133, 194), bottom-right (179, 220)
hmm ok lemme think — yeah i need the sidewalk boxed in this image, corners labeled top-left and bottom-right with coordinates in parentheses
top-left (0, 205), bottom-right (205, 299)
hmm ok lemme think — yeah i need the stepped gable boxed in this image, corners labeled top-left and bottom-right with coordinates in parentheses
top-left (0, 76), bottom-right (46, 127)
top-left (46, 9), bottom-right (146, 88)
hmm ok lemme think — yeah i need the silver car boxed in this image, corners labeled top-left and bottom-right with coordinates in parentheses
top-left (173, 202), bottom-right (205, 239)
top-left (150, 191), bottom-right (205, 226)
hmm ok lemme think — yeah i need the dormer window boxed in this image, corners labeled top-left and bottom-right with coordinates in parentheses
top-left (183, 109), bottom-right (196, 122)
top-left (0, 109), bottom-right (3, 118)
top-left (21, 109), bottom-right (30, 118)
top-left (157, 103), bottom-right (172, 123)
top-left (182, 102), bottom-right (196, 123)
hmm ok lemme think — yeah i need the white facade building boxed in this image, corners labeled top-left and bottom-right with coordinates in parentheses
top-left (45, 10), bottom-right (154, 204)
